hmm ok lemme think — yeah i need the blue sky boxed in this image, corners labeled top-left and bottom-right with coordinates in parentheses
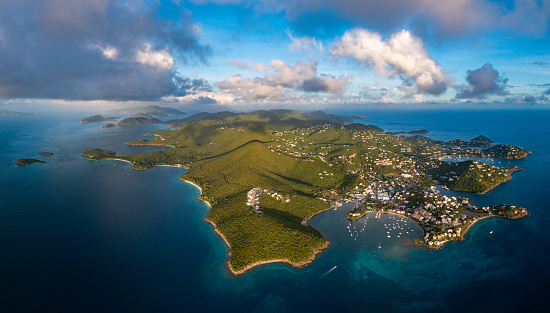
top-left (1, 0), bottom-right (549, 111)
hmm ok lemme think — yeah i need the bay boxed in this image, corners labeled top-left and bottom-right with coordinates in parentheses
top-left (1, 110), bottom-right (549, 312)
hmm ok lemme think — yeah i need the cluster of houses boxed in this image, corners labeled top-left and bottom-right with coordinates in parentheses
top-left (341, 175), bottom-right (495, 247)
top-left (246, 187), bottom-right (291, 214)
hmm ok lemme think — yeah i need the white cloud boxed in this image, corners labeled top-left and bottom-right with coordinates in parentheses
top-left (136, 43), bottom-right (174, 70)
top-left (216, 60), bottom-right (350, 100)
top-left (163, 90), bottom-right (235, 105)
top-left (226, 59), bottom-right (267, 73)
top-left (88, 44), bottom-right (118, 60)
top-left (378, 95), bottom-right (397, 103)
top-left (285, 29), bottom-right (324, 52)
top-left (331, 28), bottom-right (450, 95)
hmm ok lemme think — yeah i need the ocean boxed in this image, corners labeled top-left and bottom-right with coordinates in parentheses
top-left (1, 109), bottom-right (549, 312)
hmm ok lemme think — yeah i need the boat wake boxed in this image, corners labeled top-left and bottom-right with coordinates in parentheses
top-left (319, 266), bottom-right (337, 279)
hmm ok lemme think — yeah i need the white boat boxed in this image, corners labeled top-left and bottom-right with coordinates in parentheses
top-left (378, 243), bottom-right (381, 248)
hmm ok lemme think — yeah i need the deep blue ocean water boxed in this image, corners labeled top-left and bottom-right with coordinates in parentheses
top-left (1, 110), bottom-right (549, 312)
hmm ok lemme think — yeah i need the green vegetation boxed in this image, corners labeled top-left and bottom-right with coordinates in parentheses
top-left (16, 159), bottom-right (46, 165)
top-left (463, 144), bottom-right (531, 159)
top-left (443, 135), bottom-right (493, 148)
top-left (428, 160), bottom-right (522, 194)
top-left (117, 117), bottom-right (163, 126)
top-left (84, 109), bottom-right (531, 272)
top-left (38, 152), bottom-right (53, 156)
top-left (80, 115), bottom-right (118, 124)
top-left (103, 123), bottom-right (117, 128)
top-left (81, 148), bottom-right (116, 159)
top-left (164, 109), bottom-right (362, 131)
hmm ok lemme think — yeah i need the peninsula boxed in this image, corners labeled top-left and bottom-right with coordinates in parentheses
top-left (83, 110), bottom-right (530, 274)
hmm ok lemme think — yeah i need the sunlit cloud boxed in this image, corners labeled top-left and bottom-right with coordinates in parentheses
top-left (331, 29), bottom-right (450, 95)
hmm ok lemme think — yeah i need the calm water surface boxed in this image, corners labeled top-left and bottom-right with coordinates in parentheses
top-left (1, 110), bottom-right (549, 312)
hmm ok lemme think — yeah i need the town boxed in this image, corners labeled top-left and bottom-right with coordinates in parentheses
top-left (83, 110), bottom-right (531, 269)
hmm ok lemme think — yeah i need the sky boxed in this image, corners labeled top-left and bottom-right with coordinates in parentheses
top-left (1, 0), bottom-right (549, 112)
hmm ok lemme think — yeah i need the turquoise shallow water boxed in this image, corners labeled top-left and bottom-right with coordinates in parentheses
top-left (1, 110), bottom-right (549, 312)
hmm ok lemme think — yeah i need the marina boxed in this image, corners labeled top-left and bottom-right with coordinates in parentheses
top-left (341, 208), bottom-right (422, 247)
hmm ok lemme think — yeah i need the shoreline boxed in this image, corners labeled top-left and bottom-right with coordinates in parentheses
top-left (419, 211), bottom-right (527, 250)
top-left (424, 214), bottom-right (495, 249)
top-left (226, 241), bottom-right (330, 276)
top-left (126, 141), bottom-right (176, 149)
top-left (180, 179), bottom-right (204, 195)
top-left (347, 207), bottom-right (509, 250)
top-left (84, 155), bottom-right (188, 171)
top-left (181, 178), bottom-right (331, 276)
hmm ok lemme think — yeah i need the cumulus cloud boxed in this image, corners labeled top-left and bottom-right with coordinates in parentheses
top-left (226, 59), bottom-right (267, 73)
top-left (216, 60), bottom-right (349, 100)
top-left (171, 76), bottom-right (212, 97)
top-left (455, 63), bottom-right (509, 99)
top-left (331, 29), bottom-right (450, 95)
top-left (0, 0), bottom-right (210, 101)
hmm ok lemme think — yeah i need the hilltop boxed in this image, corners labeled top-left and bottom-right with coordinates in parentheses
top-left (80, 115), bottom-right (118, 124)
top-left (83, 109), bottom-right (530, 274)
top-left (117, 117), bottom-right (163, 126)
top-left (165, 109), bottom-right (365, 130)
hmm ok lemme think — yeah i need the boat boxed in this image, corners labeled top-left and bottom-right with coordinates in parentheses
top-left (378, 243), bottom-right (381, 248)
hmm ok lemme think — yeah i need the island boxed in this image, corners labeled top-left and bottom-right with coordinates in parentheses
top-left (16, 159), bottom-right (46, 165)
top-left (117, 117), bottom-right (163, 126)
top-left (102, 123), bottom-right (117, 128)
top-left (80, 115), bottom-right (118, 124)
top-left (82, 109), bottom-right (530, 274)
top-left (106, 105), bottom-right (185, 117)
top-left (38, 152), bottom-right (53, 156)
top-left (0, 109), bottom-right (36, 116)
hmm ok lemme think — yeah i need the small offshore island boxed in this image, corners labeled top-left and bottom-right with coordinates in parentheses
top-left (16, 159), bottom-right (46, 165)
top-left (82, 110), bottom-right (530, 274)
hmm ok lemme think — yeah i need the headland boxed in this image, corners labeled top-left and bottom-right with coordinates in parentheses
top-left (81, 109), bottom-right (530, 273)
